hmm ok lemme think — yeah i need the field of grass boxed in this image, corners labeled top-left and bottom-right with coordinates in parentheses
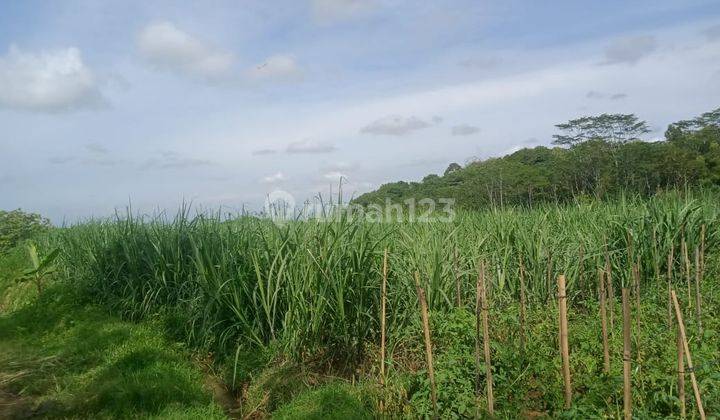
top-left (2, 191), bottom-right (720, 417)
top-left (0, 250), bottom-right (227, 419)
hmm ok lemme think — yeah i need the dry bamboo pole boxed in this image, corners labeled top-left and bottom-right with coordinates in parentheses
top-left (667, 248), bottom-right (674, 325)
top-left (557, 274), bottom-right (572, 409)
top-left (475, 263), bottom-right (482, 398)
top-left (414, 271), bottom-right (437, 416)
top-left (653, 228), bottom-right (661, 287)
top-left (694, 247), bottom-right (702, 335)
top-left (677, 327), bottom-right (686, 419)
top-left (671, 290), bottom-right (706, 420)
top-left (622, 288), bottom-right (632, 420)
top-left (604, 238), bottom-right (615, 332)
top-left (519, 256), bottom-right (527, 355)
top-left (632, 261), bottom-right (641, 363)
top-left (578, 243), bottom-right (585, 292)
top-left (599, 269), bottom-right (610, 374)
top-left (682, 236), bottom-right (692, 309)
top-left (379, 249), bottom-right (388, 413)
top-left (453, 247), bottom-right (462, 307)
top-left (700, 224), bottom-right (706, 279)
top-left (477, 262), bottom-right (494, 416)
top-left (627, 231), bottom-right (634, 273)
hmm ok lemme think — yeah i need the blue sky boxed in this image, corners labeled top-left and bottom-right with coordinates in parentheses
top-left (1, 0), bottom-right (720, 222)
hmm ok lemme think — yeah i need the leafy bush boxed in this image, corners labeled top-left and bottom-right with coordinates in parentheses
top-left (0, 209), bottom-right (51, 253)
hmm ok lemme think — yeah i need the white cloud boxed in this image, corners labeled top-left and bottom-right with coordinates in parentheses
top-left (85, 143), bottom-right (109, 154)
top-left (360, 115), bottom-right (432, 136)
top-left (451, 124), bottom-right (480, 136)
top-left (141, 150), bottom-right (214, 170)
top-left (311, 0), bottom-right (377, 23)
top-left (262, 171), bottom-right (286, 183)
top-left (0, 45), bottom-right (103, 112)
top-left (586, 90), bottom-right (604, 99)
top-left (247, 55), bottom-right (301, 82)
top-left (323, 171), bottom-right (347, 181)
top-left (586, 90), bottom-right (628, 100)
top-left (137, 22), bottom-right (234, 80)
top-left (286, 139), bottom-right (336, 154)
top-left (252, 148), bottom-right (278, 156)
top-left (601, 35), bottom-right (657, 65)
top-left (320, 161), bottom-right (358, 173)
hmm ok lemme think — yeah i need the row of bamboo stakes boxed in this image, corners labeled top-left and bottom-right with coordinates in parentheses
top-left (378, 228), bottom-right (708, 418)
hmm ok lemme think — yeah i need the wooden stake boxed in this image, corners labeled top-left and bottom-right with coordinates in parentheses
top-left (477, 262), bottom-right (494, 416)
top-left (622, 288), bottom-right (632, 420)
top-left (578, 243), bottom-right (585, 293)
top-left (519, 256), bottom-right (527, 355)
top-left (414, 271), bottom-right (437, 416)
top-left (682, 237), bottom-right (692, 309)
top-left (379, 249), bottom-right (388, 413)
top-left (653, 228), bottom-right (661, 287)
top-left (599, 269), bottom-right (610, 374)
top-left (671, 290), bottom-right (706, 420)
top-left (677, 326), bottom-right (686, 419)
top-left (632, 261), bottom-right (641, 363)
top-left (604, 239), bottom-right (615, 332)
top-left (700, 224), bottom-right (706, 281)
top-left (453, 247), bottom-right (462, 307)
top-left (558, 274), bottom-right (572, 409)
top-left (667, 248), bottom-right (674, 325)
top-left (694, 247), bottom-right (702, 335)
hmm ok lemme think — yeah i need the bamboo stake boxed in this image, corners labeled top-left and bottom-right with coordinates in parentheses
top-left (622, 288), bottom-right (632, 420)
top-left (700, 224), bottom-right (705, 280)
top-left (453, 247), bottom-right (462, 307)
top-left (694, 247), bottom-right (702, 335)
top-left (632, 261), bottom-right (641, 363)
top-left (477, 262), bottom-right (494, 416)
top-left (604, 238), bottom-right (615, 332)
top-left (678, 326), bottom-right (686, 419)
top-left (671, 290), bottom-right (706, 420)
top-left (682, 237), bottom-right (692, 309)
top-left (599, 269), bottom-right (610, 374)
top-left (653, 228), bottom-right (661, 287)
top-left (667, 248), bottom-right (674, 325)
top-left (414, 272), bottom-right (437, 416)
top-left (379, 249), bottom-right (388, 413)
top-left (475, 263), bottom-right (482, 398)
top-left (558, 274), bottom-right (572, 409)
top-left (519, 256), bottom-right (527, 355)
top-left (578, 243), bottom-right (585, 293)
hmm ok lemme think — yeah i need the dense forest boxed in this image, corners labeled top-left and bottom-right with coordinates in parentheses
top-left (353, 108), bottom-right (720, 209)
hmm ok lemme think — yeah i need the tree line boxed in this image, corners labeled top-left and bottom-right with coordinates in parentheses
top-left (353, 107), bottom-right (720, 209)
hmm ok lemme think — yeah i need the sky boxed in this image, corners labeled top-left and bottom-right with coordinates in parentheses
top-left (1, 0), bottom-right (719, 222)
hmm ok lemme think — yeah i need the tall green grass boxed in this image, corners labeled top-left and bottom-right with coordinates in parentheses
top-left (48, 191), bottom-right (717, 369)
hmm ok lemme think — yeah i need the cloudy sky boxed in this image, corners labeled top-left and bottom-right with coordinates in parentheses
top-left (1, 0), bottom-right (719, 222)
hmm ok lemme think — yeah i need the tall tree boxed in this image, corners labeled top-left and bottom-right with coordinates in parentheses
top-left (552, 113), bottom-right (650, 146)
top-left (665, 107), bottom-right (720, 141)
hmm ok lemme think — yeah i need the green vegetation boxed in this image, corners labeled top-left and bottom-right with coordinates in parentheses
top-left (353, 107), bottom-right (720, 209)
top-left (0, 243), bottom-right (226, 418)
top-left (0, 191), bottom-right (711, 417)
top-left (0, 209), bottom-right (50, 253)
